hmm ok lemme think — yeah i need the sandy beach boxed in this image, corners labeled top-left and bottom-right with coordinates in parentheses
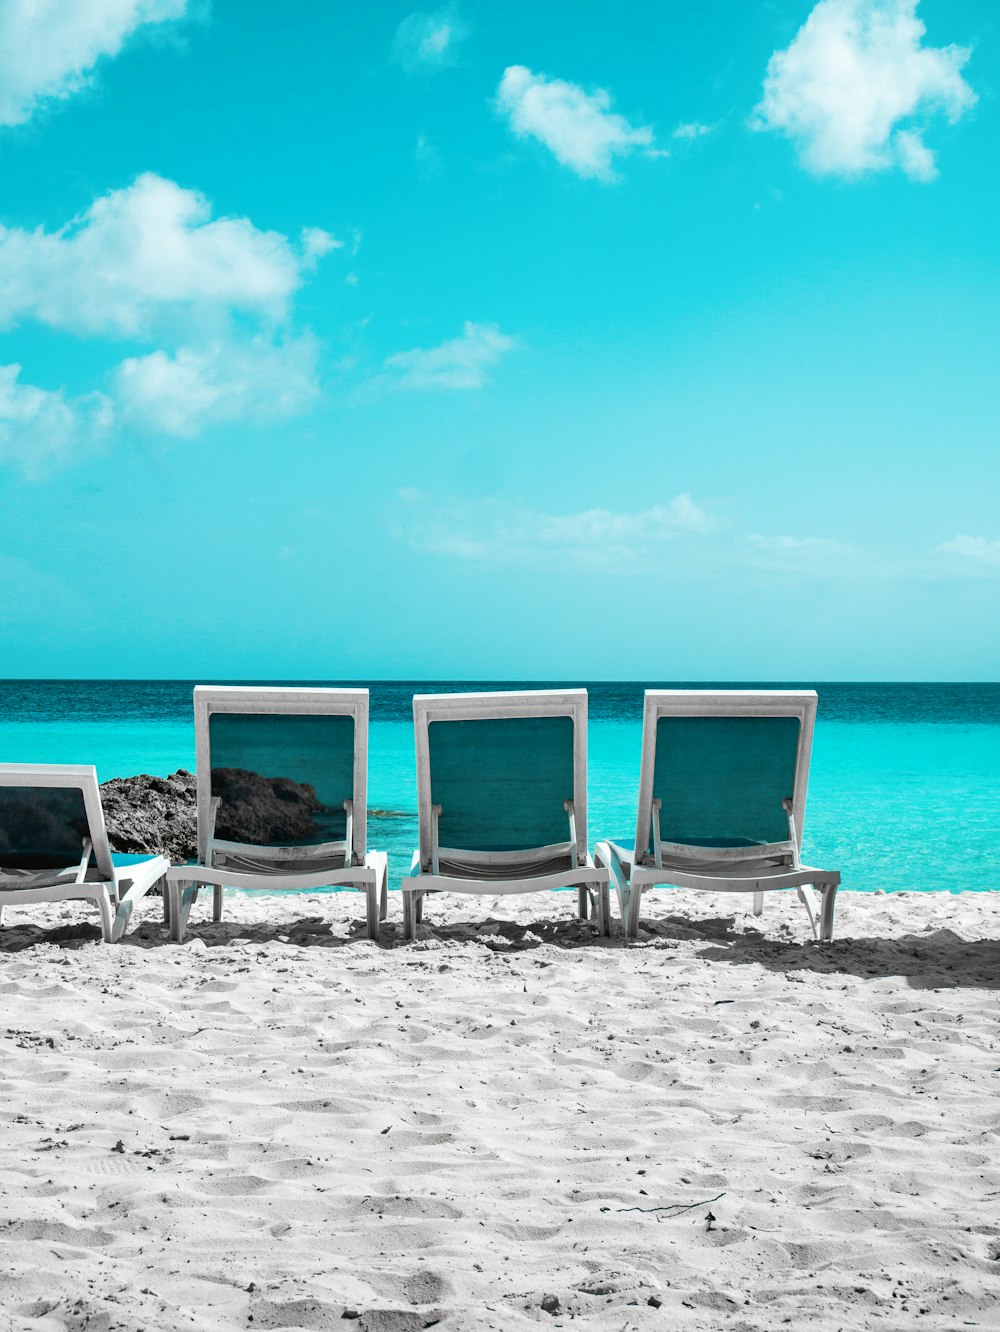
top-left (1, 889), bottom-right (998, 1331)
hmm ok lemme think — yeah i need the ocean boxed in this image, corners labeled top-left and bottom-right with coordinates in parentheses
top-left (1, 680), bottom-right (997, 894)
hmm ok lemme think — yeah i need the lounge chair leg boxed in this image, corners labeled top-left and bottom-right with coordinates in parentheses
top-left (624, 883), bottom-right (643, 940)
top-left (595, 883), bottom-right (611, 938)
top-left (820, 883), bottom-right (837, 942)
top-left (402, 890), bottom-right (418, 942)
top-left (162, 891), bottom-right (170, 925)
top-left (577, 886), bottom-right (588, 920)
top-left (797, 885), bottom-right (821, 939)
top-left (365, 882), bottom-right (380, 940)
top-left (415, 894), bottom-right (424, 924)
top-left (213, 885), bottom-right (224, 922)
top-left (379, 865), bottom-right (388, 921)
top-left (96, 891), bottom-right (114, 944)
top-left (0, 905), bottom-right (4, 927)
top-left (169, 879), bottom-right (198, 943)
top-left (752, 891), bottom-right (764, 916)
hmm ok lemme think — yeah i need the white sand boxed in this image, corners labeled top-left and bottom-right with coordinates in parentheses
top-left (1, 889), bottom-right (998, 1331)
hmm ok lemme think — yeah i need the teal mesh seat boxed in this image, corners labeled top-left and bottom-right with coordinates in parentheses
top-left (167, 688), bottom-right (386, 944)
top-left (593, 691), bottom-right (839, 943)
top-left (0, 785), bottom-right (91, 872)
top-left (0, 768), bottom-right (168, 942)
top-left (650, 715), bottom-right (800, 854)
top-left (402, 690), bottom-right (610, 941)
top-left (208, 713), bottom-right (355, 848)
top-left (429, 716), bottom-right (575, 853)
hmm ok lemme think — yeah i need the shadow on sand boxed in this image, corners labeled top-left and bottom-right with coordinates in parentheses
top-left (636, 910), bottom-right (1000, 991)
top-left (0, 908), bottom-right (613, 955)
top-left (4, 905), bottom-right (997, 990)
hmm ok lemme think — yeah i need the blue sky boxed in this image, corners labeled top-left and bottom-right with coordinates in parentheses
top-left (0, 0), bottom-right (997, 681)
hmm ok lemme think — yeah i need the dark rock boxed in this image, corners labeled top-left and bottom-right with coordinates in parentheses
top-left (99, 768), bottom-right (340, 865)
top-left (541, 1294), bottom-right (561, 1315)
top-left (100, 770), bottom-right (198, 861)
top-left (211, 767), bottom-right (324, 845)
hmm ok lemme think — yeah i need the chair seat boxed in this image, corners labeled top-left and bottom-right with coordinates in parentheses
top-left (210, 850), bottom-right (349, 876)
top-left (0, 865), bottom-right (108, 891)
top-left (435, 851), bottom-right (576, 881)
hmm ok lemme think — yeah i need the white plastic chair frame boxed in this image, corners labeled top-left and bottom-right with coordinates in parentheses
top-left (165, 686), bottom-right (388, 942)
top-left (400, 689), bottom-right (610, 941)
top-left (593, 691), bottom-right (840, 941)
top-left (0, 764), bottom-right (168, 943)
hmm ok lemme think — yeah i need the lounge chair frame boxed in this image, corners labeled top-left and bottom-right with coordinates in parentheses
top-left (165, 686), bottom-right (387, 941)
top-left (594, 691), bottom-right (840, 941)
top-left (401, 689), bottom-right (610, 940)
top-left (0, 764), bottom-right (168, 942)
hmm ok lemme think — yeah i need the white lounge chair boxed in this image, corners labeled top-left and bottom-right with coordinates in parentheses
top-left (0, 764), bottom-right (168, 942)
top-left (165, 687), bottom-right (388, 941)
top-left (400, 689), bottom-right (610, 941)
top-left (594, 690), bottom-right (840, 940)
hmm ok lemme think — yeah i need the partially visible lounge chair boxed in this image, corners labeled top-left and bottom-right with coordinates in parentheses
top-left (400, 689), bottom-right (610, 941)
top-left (165, 687), bottom-right (387, 941)
top-left (594, 690), bottom-right (840, 940)
top-left (0, 764), bottom-right (168, 942)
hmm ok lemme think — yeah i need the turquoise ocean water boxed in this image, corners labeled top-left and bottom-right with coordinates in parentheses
top-left (0, 681), bottom-right (997, 894)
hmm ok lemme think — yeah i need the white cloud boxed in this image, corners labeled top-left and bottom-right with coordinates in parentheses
top-left (0, 363), bottom-right (113, 477)
top-left (745, 532), bottom-right (866, 578)
top-left (0, 0), bottom-right (189, 128)
top-left (384, 321), bottom-right (515, 390)
top-left (673, 121), bottom-right (712, 140)
top-left (935, 535), bottom-right (1000, 567)
top-left (301, 226), bottom-right (343, 268)
top-left (496, 65), bottom-right (655, 181)
top-left (115, 335), bottom-right (320, 438)
top-left (0, 173), bottom-right (336, 337)
top-left (0, 176), bottom-right (338, 466)
top-left (399, 491), bottom-right (714, 568)
top-left (753, 0), bottom-right (976, 180)
top-left (391, 6), bottom-right (467, 73)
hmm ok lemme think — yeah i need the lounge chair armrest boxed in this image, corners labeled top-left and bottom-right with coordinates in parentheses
top-left (563, 800), bottom-right (584, 866)
top-left (594, 840), bottom-right (630, 891)
top-left (73, 838), bottom-right (94, 884)
top-left (343, 799), bottom-right (354, 867)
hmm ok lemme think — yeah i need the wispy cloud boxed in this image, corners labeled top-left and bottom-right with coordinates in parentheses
top-left (753, 0), bottom-right (976, 181)
top-left (745, 532), bottom-right (867, 578)
top-left (935, 535), bottom-right (1000, 569)
top-left (673, 121), bottom-right (712, 140)
top-left (391, 5), bottom-right (467, 73)
top-left (0, 364), bottom-right (114, 478)
top-left (397, 491), bottom-right (715, 568)
top-left (384, 322), bottom-right (515, 390)
top-left (394, 493), bottom-right (959, 583)
top-left (496, 66), bottom-right (656, 182)
top-left (0, 0), bottom-right (191, 128)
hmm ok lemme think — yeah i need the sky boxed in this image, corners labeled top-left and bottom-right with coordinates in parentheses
top-left (0, 0), bottom-right (997, 681)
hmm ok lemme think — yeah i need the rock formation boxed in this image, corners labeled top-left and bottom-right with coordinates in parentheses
top-left (99, 771), bottom-right (198, 861)
top-left (98, 768), bottom-right (330, 861)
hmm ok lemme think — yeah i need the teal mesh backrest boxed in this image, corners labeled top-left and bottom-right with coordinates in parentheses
top-left (208, 713), bottom-right (355, 847)
top-left (429, 716), bottom-right (575, 852)
top-left (0, 786), bottom-right (90, 869)
top-left (651, 715), bottom-right (800, 849)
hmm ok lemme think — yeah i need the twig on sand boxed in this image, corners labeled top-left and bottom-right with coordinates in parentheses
top-left (612, 1191), bottom-right (726, 1216)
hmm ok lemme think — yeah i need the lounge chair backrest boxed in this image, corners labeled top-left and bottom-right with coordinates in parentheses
top-left (193, 687), bottom-right (368, 865)
top-left (0, 765), bottom-right (115, 878)
top-left (413, 690), bottom-right (589, 866)
top-left (635, 692), bottom-right (817, 863)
